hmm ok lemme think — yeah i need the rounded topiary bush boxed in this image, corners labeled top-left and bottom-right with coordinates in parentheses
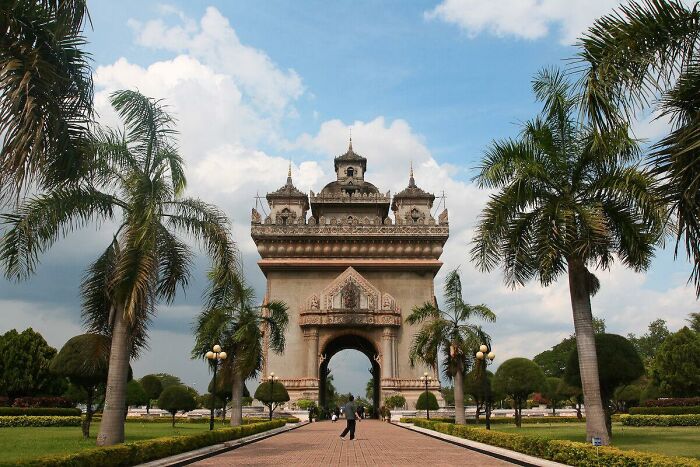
top-left (416, 391), bottom-right (439, 411)
top-left (158, 385), bottom-right (197, 427)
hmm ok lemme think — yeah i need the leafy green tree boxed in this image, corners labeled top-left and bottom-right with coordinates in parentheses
top-left (207, 365), bottom-right (250, 422)
top-left (139, 375), bottom-right (162, 414)
top-left (50, 333), bottom-right (111, 438)
top-left (493, 358), bottom-right (546, 427)
top-left (0, 0), bottom-right (93, 200)
top-left (464, 368), bottom-right (495, 419)
top-left (416, 391), bottom-right (439, 411)
top-left (565, 334), bottom-right (645, 437)
top-left (0, 90), bottom-right (237, 446)
top-left (578, 0), bottom-right (700, 296)
top-left (126, 380), bottom-right (148, 408)
top-left (541, 377), bottom-right (566, 416)
top-left (153, 374), bottom-right (183, 391)
top-left (440, 385), bottom-right (455, 406)
top-left (687, 313), bottom-right (700, 333)
top-left (254, 380), bottom-right (289, 421)
top-left (296, 399), bottom-right (315, 410)
top-left (627, 319), bottom-right (671, 371)
top-left (613, 381), bottom-right (643, 412)
top-left (158, 385), bottom-right (197, 427)
top-left (471, 68), bottom-right (663, 444)
top-left (558, 379), bottom-right (584, 419)
top-left (0, 328), bottom-right (66, 398)
top-left (407, 269), bottom-right (495, 425)
top-left (193, 277), bottom-right (288, 427)
top-left (533, 338), bottom-right (576, 378)
top-left (651, 327), bottom-right (700, 397)
top-left (365, 377), bottom-right (374, 401)
top-left (384, 394), bottom-right (406, 410)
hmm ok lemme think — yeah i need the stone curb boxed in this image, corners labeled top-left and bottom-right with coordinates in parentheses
top-left (137, 421), bottom-right (309, 467)
top-left (394, 422), bottom-right (568, 467)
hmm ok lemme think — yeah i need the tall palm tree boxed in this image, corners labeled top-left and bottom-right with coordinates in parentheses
top-left (577, 0), bottom-right (700, 296)
top-left (406, 269), bottom-right (495, 425)
top-left (470, 68), bottom-right (665, 444)
top-left (192, 278), bottom-right (288, 426)
top-left (0, 0), bottom-right (94, 201)
top-left (0, 90), bottom-right (238, 446)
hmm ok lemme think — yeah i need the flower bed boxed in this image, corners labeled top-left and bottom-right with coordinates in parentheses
top-left (412, 419), bottom-right (700, 467)
top-left (0, 407), bottom-right (82, 417)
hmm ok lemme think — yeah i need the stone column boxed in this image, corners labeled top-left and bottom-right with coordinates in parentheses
top-left (382, 328), bottom-right (395, 379)
top-left (304, 328), bottom-right (319, 378)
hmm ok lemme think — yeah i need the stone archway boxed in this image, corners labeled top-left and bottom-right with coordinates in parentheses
top-left (318, 333), bottom-right (381, 418)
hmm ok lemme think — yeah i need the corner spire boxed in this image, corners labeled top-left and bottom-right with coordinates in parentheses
top-left (409, 161), bottom-right (416, 187)
top-left (286, 161), bottom-right (292, 185)
top-left (348, 128), bottom-right (353, 152)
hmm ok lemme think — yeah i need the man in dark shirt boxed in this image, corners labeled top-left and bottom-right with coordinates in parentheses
top-left (339, 394), bottom-right (361, 440)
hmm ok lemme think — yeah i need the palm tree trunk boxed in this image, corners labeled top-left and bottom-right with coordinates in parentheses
top-left (454, 369), bottom-right (466, 425)
top-left (96, 307), bottom-right (131, 446)
top-left (567, 260), bottom-right (610, 445)
top-left (230, 367), bottom-right (243, 427)
top-left (82, 386), bottom-right (94, 439)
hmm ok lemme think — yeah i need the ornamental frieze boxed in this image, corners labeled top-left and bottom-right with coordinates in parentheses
top-left (299, 312), bottom-right (401, 328)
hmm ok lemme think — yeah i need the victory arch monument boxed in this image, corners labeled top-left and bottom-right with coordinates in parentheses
top-left (250, 141), bottom-right (449, 413)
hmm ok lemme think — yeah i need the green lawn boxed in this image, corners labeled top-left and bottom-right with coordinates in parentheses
top-left (492, 422), bottom-right (700, 459)
top-left (0, 420), bottom-right (231, 465)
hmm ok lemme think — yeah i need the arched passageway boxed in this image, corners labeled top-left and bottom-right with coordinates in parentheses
top-left (319, 334), bottom-right (380, 418)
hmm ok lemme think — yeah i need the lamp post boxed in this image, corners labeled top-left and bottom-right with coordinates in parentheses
top-left (475, 344), bottom-right (495, 430)
top-left (268, 372), bottom-right (277, 421)
top-left (419, 371), bottom-right (432, 420)
top-left (206, 345), bottom-right (227, 431)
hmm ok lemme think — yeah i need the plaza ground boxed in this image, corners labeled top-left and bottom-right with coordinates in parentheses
top-left (192, 419), bottom-right (515, 466)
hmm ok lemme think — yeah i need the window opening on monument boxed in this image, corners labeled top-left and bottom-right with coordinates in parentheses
top-left (411, 208), bottom-right (420, 223)
top-left (346, 167), bottom-right (354, 177)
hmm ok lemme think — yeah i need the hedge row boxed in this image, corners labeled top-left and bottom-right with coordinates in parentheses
top-left (14, 420), bottom-right (286, 467)
top-left (620, 414), bottom-right (700, 427)
top-left (122, 416), bottom-right (300, 424)
top-left (644, 398), bottom-right (700, 408)
top-left (413, 420), bottom-right (700, 467)
top-left (10, 397), bottom-right (75, 408)
top-left (0, 407), bottom-right (82, 417)
top-left (629, 406), bottom-right (700, 416)
top-left (400, 416), bottom-right (585, 425)
top-left (0, 416), bottom-right (82, 428)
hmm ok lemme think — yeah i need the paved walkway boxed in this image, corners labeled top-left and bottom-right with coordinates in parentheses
top-left (192, 420), bottom-right (516, 466)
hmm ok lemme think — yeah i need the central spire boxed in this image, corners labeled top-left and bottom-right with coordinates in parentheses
top-left (409, 161), bottom-right (416, 187)
top-left (287, 161), bottom-right (292, 185)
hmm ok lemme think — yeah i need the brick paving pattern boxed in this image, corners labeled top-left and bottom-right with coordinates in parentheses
top-left (192, 420), bottom-right (515, 466)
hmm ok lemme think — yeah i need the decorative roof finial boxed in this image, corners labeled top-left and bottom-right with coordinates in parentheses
top-left (286, 160), bottom-right (292, 185)
top-left (348, 128), bottom-right (353, 151)
top-left (409, 161), bottom-right (416, 187)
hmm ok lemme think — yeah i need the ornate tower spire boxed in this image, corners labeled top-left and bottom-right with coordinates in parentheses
top-left (409, 161), bottom-right (416, 187)
top-left (348, 128), bottom-right (353, 152)
top-left (287, 160), bottom-right (292, 185)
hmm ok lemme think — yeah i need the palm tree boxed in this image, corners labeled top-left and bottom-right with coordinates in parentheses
top-left (192, 278), bottom-right (288, 427)
top-left (0, 90), bottom-right (238, 446)
top-left (470, 68), bottom-right (665, 444)
top-left (0, 0), bottom-right (94, 201)
top-left (577, 0), bottom-right (700, 296)
top-left (406, 269), bottom-right (495, 425)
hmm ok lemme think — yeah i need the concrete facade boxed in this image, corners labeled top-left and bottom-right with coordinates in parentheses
top-left (251, 141), bottom-right (448, 410)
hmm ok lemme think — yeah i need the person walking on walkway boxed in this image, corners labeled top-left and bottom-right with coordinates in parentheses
top-left (339, 395), bottom-right (361, 440)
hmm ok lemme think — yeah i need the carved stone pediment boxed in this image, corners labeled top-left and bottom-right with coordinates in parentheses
top-left (300, 267), bottom-right (401, 328)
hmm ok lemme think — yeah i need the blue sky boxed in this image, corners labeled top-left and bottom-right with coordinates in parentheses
top-left (1, 0), bottom-right (697, 397)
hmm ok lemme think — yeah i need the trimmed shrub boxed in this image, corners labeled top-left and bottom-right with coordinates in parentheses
top-left (11, 396), bottom-right (75, 408)
top-left (644, 397), bottom-right (700, 407)
top-left (122, 416), bottom-right (300, 424)
top-left (416, 392), bottom-right (439, 411)
top-left (0, 416), bottom-right (81, 427)
top-left (620, 414), bottom-right (700, 427)
top-left (413, 420), bottom-right (700, 467)
top-left (14, 420), bottom-right (285, 466)
top-left (629, 406), bottom-right (700, 415)
top-left (0, 407), bottom-right (82, 417)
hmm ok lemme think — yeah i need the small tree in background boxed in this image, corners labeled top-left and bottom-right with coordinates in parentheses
top-left (493, 358), bottom-right (545, 427)
top-left (541, 377), bottom-right (565, 416)
top-left (627, 319), bottom-right (671, 372)
top-left (565, 334), bottom-right (644, 437)
top-left (464, 368), bottom-right (495, 419)
top-left (208, 365), bottom-right (250, 422)
top-left (652, 327), bottom-right (700, 398)
top-left (139, 375), bottom-right (163, 414)
top-left (50, 334), bottom-right (111, 438)
top-left (158, 385), bottom-right (197, 427)
top-left (126, 380), bottom-right (149, 409)
top-left (416, 392), bottom-right (439, 412)
top-left (384, 394), bottom-right (406, 410)
top-left (254, 380), bottom-right (289, 420)
top-left (154, 374), bottom-right (183, 391)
